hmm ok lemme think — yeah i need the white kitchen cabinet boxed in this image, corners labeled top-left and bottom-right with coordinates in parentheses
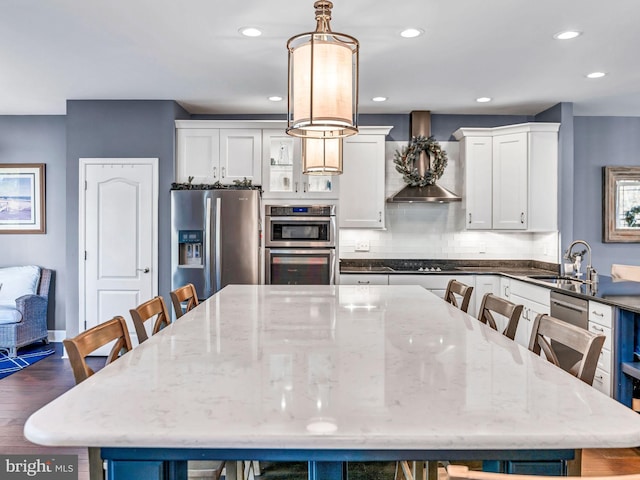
top-left (492, 132), bottom-right (528, 229)
top-left (339, 274), bottom-right (389, 285)
top-left (453, 122), bottom-right (560, 232)
top-left (175, 121), bottom-right (262, 185)
top-left (460, 136), bottom-right (492, 229)
top-left (388, 275), bottom-right (474, 300)
top-left (472, 275), bottom-right (501, 318)
top-left (589, 300), bottom-right (614, 396)
top-left (508, 280), bottom-right (550, 348)
top-left (262, 129), bottom-right (338, 199)
top-left (339, 126), bottom-right (393, 229)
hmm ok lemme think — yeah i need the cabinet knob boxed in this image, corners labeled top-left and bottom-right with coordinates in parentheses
top-left (592, 311), bottom-right (604, 317)
top-left (295, 182), bottom-right (299, 193)
top-left (213, 167), bottom-right (217, 178)
top-left (303, 182), bottom-right (307, 193)
top-left (592, 325), bottom-right (605, 332)
top-left (521, 212), bottom-right (525, 223)
top-left (469, 213), bottom-right (472, 224)
top-left (357, 281), bottom-right (370, 285)
top-left (378, 211), bottom-right (382, 222)
top-left (137, 267), bottom-right (150, 274)
top-left (221, 167), bottom-right (226, 178)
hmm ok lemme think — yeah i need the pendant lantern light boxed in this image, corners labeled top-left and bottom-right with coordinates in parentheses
top-left (302, 137), bottom-right (343, 175)
top-left (286, 1), bottom-right (359, 139)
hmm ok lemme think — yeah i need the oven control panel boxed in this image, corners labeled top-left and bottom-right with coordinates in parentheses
top-left (266, 205), bottom-right (336, 216)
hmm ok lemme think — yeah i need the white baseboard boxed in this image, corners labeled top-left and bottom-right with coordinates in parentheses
top-left (48, 330), bottom-right (66, 342)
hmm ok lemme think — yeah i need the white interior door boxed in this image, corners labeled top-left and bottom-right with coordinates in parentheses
top-left (79, 158), bottom-right (158, 349)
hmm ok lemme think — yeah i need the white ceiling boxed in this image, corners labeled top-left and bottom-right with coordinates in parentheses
top-left (2, 0), bottom-right (640, 117)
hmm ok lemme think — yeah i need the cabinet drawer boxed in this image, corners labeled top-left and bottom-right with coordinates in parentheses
top-left (589, 321), bottom-right (612, 351)
top-left (388, 274), bottom-right (464, 290)
top-left (592, 367), bottom-right (611, 397)
top-left (589, 301), bottom-right (613, 328)
top-left (339, 274), bottom-right (388, 285)
top-left (597, 347), bottom-right (611, 374)
top-left (509, 280), bottom-right (550, 306)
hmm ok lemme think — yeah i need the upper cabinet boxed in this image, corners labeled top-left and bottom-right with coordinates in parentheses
top-left (175, 121), bottom-right (262, 186)
top-left (454, 123), bottom-right (560, 232)
top-left (262, 129), bottom-right (338, 199)
top-left (339, 126), bottom-right (393, 229)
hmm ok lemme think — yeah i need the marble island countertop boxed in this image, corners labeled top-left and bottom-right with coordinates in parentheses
top-left (25, 285), bottom-right (640, 453)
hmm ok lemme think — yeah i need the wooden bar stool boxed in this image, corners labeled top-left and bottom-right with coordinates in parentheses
top-left (63, 316), bottom-right (133, 480)
top-left (529, 313), bottom-right (606, 386)
top-left (444, 279), bottom-right (474, 313)
top-left (170, 283), bottom-right (199, 319)
top-left (476, 293), bottom-right (523, 340)
top-left (130, 296), bottom-right (171, 343)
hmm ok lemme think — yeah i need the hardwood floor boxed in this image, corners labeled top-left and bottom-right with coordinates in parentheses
top-left (1, 342), bottom-right (639, 480)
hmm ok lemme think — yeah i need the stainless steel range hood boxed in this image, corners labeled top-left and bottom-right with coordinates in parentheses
top-left (388, 111), bottom-right (461, 203)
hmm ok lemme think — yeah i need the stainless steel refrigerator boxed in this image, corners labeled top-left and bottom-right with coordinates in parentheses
top-left (171, 189), bottom-right (261, 299)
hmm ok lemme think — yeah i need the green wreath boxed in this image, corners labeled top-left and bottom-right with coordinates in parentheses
top-left (393, 135), bottom-right (448, 187)
top-left (624, 205), bottom-right (640, 227)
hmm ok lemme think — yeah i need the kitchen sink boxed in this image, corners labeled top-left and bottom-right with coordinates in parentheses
top-left (527, 275), bottom-right (586, 290)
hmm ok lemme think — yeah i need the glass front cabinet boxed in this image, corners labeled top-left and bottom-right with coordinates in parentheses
top-left (262, 130), bottom-right (338, 199)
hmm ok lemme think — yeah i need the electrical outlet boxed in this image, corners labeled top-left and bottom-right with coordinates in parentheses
top-left (355, 240), bottom-right (370, 252)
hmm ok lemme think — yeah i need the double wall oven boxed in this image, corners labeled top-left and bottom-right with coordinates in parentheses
top-left (265, 205), bottom-right (336, 285)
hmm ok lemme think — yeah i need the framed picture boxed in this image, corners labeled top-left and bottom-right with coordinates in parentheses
top-left (0, 163), bottom-right (46, 234)
top-left (603, 166), bottom-right (640, 243)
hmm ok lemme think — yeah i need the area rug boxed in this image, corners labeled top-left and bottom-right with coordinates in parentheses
top-left (0, 343), bottom-right (55, 380)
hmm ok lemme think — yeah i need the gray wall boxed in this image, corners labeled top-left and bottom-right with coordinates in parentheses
top-left (65, 100), bottom-right (189, 337)
top-left (535, 103), bottom-right (575, 253)
top-left (573, 116), bottom-right (640, 274)
top-left (3, 105), bottom-right (638, 334)
top-left (0, 116), bottom-right (66, 330)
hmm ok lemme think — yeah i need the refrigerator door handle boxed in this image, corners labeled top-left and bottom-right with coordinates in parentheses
top-left (215, 197), bottom-right (222, 291)
top-left (205, 196), bottom-right (213, 298)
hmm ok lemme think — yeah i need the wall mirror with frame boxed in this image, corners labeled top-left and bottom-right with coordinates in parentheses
top-left (603, 166), bottom-right (640, 243)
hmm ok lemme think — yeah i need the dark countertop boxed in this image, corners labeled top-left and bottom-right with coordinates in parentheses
top-left (519, 274), bottom-right (640, 314)
top-left (339, 259), bottom-right (640, 314)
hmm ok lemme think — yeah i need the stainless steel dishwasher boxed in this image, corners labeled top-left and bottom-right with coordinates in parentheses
top-left (549, 290), bottom-right (589, 372)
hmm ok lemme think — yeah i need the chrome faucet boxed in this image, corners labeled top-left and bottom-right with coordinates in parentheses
top-left (565, 240), bottom-right (598, 284)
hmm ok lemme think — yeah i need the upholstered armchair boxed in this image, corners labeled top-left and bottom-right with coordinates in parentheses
top-left (0, 266), bottom-right (51, 358)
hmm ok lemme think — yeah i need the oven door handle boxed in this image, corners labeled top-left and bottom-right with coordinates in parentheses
top-left (267, 249), bottom-right (335, 255)
top-left (266, 216), bottom-right (334, 222)
top-left (550, 298), bottom-right (588, 313)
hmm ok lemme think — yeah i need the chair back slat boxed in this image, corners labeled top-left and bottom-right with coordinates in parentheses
top-left (477, 293), bottom-right (523, 340)
top-left (63, 316), bottom-right (132, 385)
top-left (528, 313), bottom-right (606, 385)
top-left (447, 464), bottom-right (640, 480)
top-left (170, 283), bottom-right (200, 319)
top-left (444, 279), bottom-right (474, 313)
top-left (130, 296), bottom-right (171, 343)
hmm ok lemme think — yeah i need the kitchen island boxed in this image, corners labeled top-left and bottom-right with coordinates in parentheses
top-left (25, 285), bottom-right (640, 480)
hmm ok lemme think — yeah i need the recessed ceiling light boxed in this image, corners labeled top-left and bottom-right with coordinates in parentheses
top-left (476, 97), bottom-right (492, 103)
top-left (239, 27), bottom-right (262, 37)
top-left (586, 72), bottom-right (606, 79)
top-left (400, 28), bottom-right (424, 38)
top-left (553, 30), bottom-right (582, 40)
top-left (372, 96), bottom-right (387, 102)
top-left (268, 96), bottom-right (283, 102)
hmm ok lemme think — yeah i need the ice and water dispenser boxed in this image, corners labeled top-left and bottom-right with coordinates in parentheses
top-left (177, 230), bottom-right (203, 267)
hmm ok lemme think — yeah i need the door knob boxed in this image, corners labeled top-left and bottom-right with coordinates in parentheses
top-left (137, 268), bottom-right (150, 273)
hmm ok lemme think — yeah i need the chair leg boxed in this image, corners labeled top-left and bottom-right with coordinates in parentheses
top-left (400, 460), bottom-right (415, 480)
top-left (88, 447), bottom-right (104, 480)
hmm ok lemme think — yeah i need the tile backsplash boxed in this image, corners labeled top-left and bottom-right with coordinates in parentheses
top-left (338, 140), bottom-right (559, 263)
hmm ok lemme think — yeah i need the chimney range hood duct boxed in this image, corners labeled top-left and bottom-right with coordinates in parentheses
top-left (388, 111), bottom-right (461, 203)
